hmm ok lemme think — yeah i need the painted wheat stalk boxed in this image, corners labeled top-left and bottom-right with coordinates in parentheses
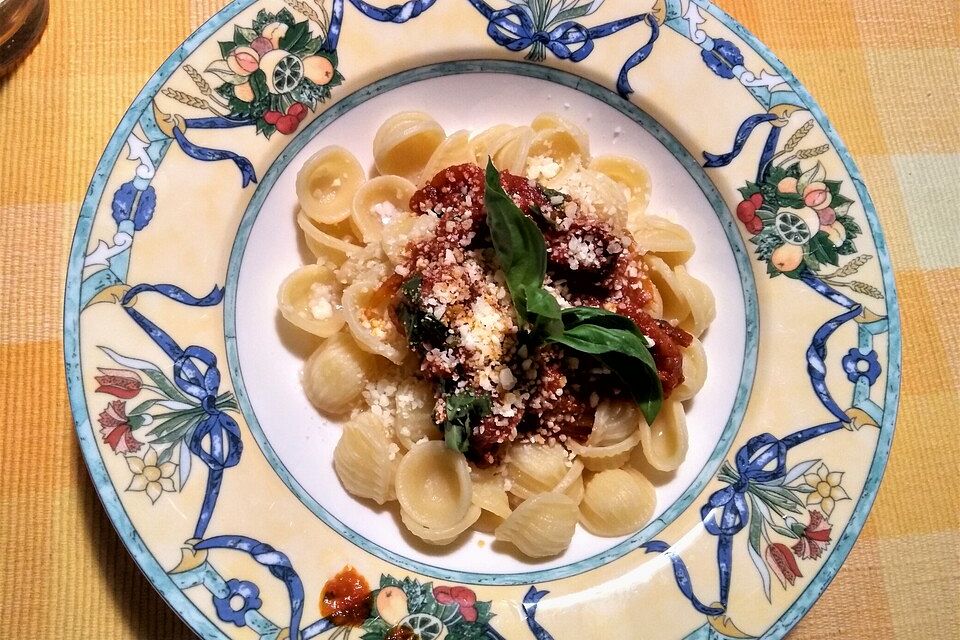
top-left (826, 254), bottom-right (872, 279)
top-left (796, 144), bottom-right (830, 159)
top-left (183, 65), bottom-right (230, 109)
top-left (784, 119), bottom-right (814, 152)
top-left (284, 0), bottom-right (326, 29)
top-left (161, 88), bottom-right (226, 116)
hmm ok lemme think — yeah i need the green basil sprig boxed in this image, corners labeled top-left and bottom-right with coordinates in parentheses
top-left (483, 159), bottom-right (662, 424)
top-left (484, 161), bottom-right (564, 336)
top-left (550, 307), bottom-right (662, 424)
top-left (443, 389), bottom-right (492, 453)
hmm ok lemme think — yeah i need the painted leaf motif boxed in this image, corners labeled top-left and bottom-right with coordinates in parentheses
top-left (205, 60), bottom-right (249, 85)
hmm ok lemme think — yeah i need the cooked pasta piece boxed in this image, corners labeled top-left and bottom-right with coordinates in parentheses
top-left (589, 155), bottom-right (651, 218)
top-left (401, 504), bottom-right (481, 545)
top-left (373, 111), bottom-right (446, 182)
top-left (485, 126), bottom-right (534, 175)
top-left (469, 124), bottom-right (514, 165)
top-left (350, 175), bottom-right (416, 243)
top-left (505, 442), bottom-right (570, 498)
top-left (674, 266), bottom-right (716, 338)
top-left (470, 467), bottom-right (512, 519)
top-left (630, 215), bottom-right (695, 265)
top-left (395, 441), bottom-right (473, 529)
top-left (644, 254), bottom-right (691, 326)
top-left (333, 411), bottom-right (398, 505)
top-left (530, 112), bottom-right (590, 157)
top-left (557, 169), bottom-right (628, 228)
top-left (297, 146), bottom-right (365, 224)
top-left (674, 337), bottom-right (707, 402)
top-left (302, 332), bottom-right (378, 414)
top-left (297, 211), bottom-right (361, 265)
top-left (589, 399), bottom-right (642, 447)
top-left (579, 468), bottom-right (656, 536)
top-left (277, 263), bottom-right (344, 337)
top-left (495, 492), bottom-right (579, 557)
top-left (394, 378), bottom-right (442, 449)
top-left (342, 272), bottom-right (406, 364)
top-left (634, 399), bottom-right (689, 472)
top-left (419, 130), bottom-right (474, 184)
top-left (567, 429), bottom-right (642, 472)
top-left (380, 213), bottom-right (438, 265)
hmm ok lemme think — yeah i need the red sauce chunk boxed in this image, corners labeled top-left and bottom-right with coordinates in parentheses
top-left (319, 567), bottom-right (371, 626)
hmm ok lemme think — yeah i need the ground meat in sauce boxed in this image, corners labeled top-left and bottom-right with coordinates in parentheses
top-left (545, 218), bottom-right (622, 278)
top-left (398, 163), bottom-right (690, 464)
top-left (523, 346), bottom-right (594, 444)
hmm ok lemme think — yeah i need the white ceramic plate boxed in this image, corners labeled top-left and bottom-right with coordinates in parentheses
top-left (67, 1), bottom-right (900, 638)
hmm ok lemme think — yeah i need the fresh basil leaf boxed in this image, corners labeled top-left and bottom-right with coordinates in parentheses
top-left (442, 390), bottom-right (492, 453)
top-left (525, 286), bottom-right (563, 336)
top-left (547, 320), bottom-right (662, 424)
top-left (560, 306), bottom-right (641, 334)
top-left (396, 275), bottom-right (448, 349)
top-left (484, 159), bottom-right (548, 324)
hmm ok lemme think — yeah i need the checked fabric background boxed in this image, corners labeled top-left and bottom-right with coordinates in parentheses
top-left (0, 0), bottom-right (956, 637)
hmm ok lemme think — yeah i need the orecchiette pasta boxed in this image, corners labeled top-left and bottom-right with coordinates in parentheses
top-left (277, 263), bottom-right (345, 338)
top-left (643, 254), bottom-right (691, 327)
top-left (372, 111), bottom-right (446, 182)
top-left (280, 112), bottom-right (715, 556)
top-left (495, 492), bottom-right (579, 557)
top-left (297, 146), bottom-right (365, 224)
top-left (394, 378), bottom-right (442, 449)
top-left (673, 337), bottom-right (707, 402)
top-left (395, 441), bottom-right (473, 530)
top-left (469, 124), bottom-right (514, 166)
top-left (297, 212), bottom-right (360, 265)
top-left (579, 468), bottom-right (656, 536)
top-left (350, 175), bottom-right (416, 244)
top-left (634, 399), bottom-right (689, 472)
top-left (674, 266), bottom-right (716, 338)
top-left (629, 214), bottom-right (696, 265)
top-left (589, 155), bottom-right (651, 218)
top-left (470, 467), bottom-right (512, 519)
top-left (342, 272), bottom-right (406, 364)
top-left (401, 504), bottom-right (481, 545)
top-left (333, 411), bottom-right (398, 505)
top-left (302, 332), bottom-right (378, 414)
top-left (486, 126), bottom-right (534, 175)
top-left (419, 130), bottom-right (475, 185)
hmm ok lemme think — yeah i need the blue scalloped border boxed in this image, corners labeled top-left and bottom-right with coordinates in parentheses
top-left (222, 59), bottom-right (759, 586)
top-left (62, 0), bottom-right (901, 637)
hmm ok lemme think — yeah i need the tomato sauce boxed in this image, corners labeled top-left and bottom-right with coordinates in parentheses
top-left (319, 567), bottom-right (371, 626)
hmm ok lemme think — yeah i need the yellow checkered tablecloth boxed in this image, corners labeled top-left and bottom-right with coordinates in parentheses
top-left (0, 0), bottom-right (956, 637)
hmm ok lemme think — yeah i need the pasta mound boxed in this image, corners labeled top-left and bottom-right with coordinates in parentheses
top-left (277, 112), bottom-right (715, 557)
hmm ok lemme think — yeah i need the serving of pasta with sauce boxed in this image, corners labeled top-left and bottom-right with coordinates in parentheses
top-left (278, 112), bottom-right (715, 558)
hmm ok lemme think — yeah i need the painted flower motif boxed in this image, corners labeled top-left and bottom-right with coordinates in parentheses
top-left (792, 510), bottom-right (832, 560)
top-left (842, 347), bottom-right (881, 385)
top-left (94, 368), bottom-right (142, 399)
top-left (804, 464), bottom-right (850, 517)
top-left (98, 400), bottom-right (141, 453)
top-left (126, 447), bottom-right (176, 503)
top-left (213, 579), bottom-right (262, 627)
top-left (434, 585), bottom-right (478, 622)
top-left (765, 542), bottom-right (802, 588)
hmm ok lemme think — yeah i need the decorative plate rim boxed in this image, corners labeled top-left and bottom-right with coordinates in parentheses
top-left (63, 0), bottom-right (902, 637)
